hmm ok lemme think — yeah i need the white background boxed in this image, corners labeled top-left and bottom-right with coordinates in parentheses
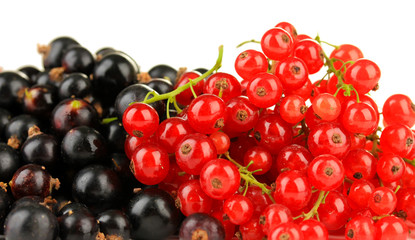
top-left (1, 0), bottom-right (414, 112)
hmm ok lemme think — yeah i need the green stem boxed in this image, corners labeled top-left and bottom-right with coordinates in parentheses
top-left (236, 39), bottom-right (260, 48)
top-left (404, 158), bottom-right (415, 167)
top-left (142, 45), bottom-right (224, 105)
top-left (303, 190), bottom-right (326, 220)
top-left (101, 117), bottom-right (118, 125)
top-left (171, 97), bottom-right (182, 114)
top-left (187, 78), bottom-right (198, 99)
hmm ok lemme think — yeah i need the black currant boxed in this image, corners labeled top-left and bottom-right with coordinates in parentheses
top-left (0, 183), bottom-right (11, 234)
top-left (97, 209), bottom-right (131, 240)
top-left (0, 142), bottom-right (21, 182)
top-left (0, 71), bottom-right (30, 113)
top-left (101, 119), bottom-right (126, 154)
top-left (0, 108), bottom-right (11, 140)
top-left (148, 64), bottom-right (177, 85)
top-left (38, 36), bottom-right (80, 70)
top-left (22, 84), bottom-right (57, 119)
top-left (34, 70), bottom-right (60, 88)
top-left (18, 65), bottom-right (40, 85)
top-left (58, 204), bottom-right (100, 240)
top-left (4, 114), bottom-right (40, 147)
top-left (60, 45), bottom-right (95, 75)
top-left (58, 72), bottom-right (92, 100)
top-left (179, 213), bottom-right (225, 240)
top-left (145, 78), bottom-right (174, 95)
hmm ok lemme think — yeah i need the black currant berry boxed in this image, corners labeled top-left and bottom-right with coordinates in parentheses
top-left (95, 47), bottom-right (116, 60)
top-left (9, 163), bottom-right (60, 200)
top-left (10, 195), bottom-right (57, 214)
top-left (38, 36), bottom-right (80, 70)
top-left (58, 204), bottom-right (100, 240)
top-left (0, 108), bottom-right (11, 139)
top-left (58, 72), bottom-right (92, 100)
top-left (102, 119), bottom-right (126, 154)
top-left (179, 213), bottom-right (225, 240)
top-left (145, 78), bottom-right (174, 95)
top-left (97, 209), bottom-right (131, 240)
top-left (34, 70), bottom-right (60, 88)
top-left (20, 126), bottom-right (60, 170)
top-left (22, 84), bottom-right (57, 119)
top-left (0, 183), bottom-right (11, 234)
top-left (148, 64), bottom-right (177, 85)
top-left (0, 71), bottom-right (30, 113)
top-left (57, 201), bottom-right (89, 217)
top-left (72, 164), bottom-right (122, 214)
top-left (127, 188), bottom-right (181, 240)
top-left (60, 45), bottom-right (95, 75)
top-left (61, 126), bottom-right (107, 167)
top-left (0, 142), bottom-right (21, 182)
top-left (18, 65), bottom-right (40, 85)
top-left (92, 52), bottom-right (137, 107)
top-left (4, 203), bottom-right (59, 240)
top-left (51, 98), bottom-right (99, 137)
top-left (4, 114), bottom-right (40, 147)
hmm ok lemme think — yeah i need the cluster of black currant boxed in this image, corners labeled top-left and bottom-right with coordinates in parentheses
top-left (0, 36), bottom-right (189, 240)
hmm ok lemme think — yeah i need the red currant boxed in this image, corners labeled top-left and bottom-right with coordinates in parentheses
top-left (307, 154), bottom-right (345, 191)
top-left (383, 94), bottom-right (415, 128)
top-left (223, 194), bottom-right (254, 225)
top-left (187, 94), bottom-right (226, 134)
top-left (234, 49), bottom-right (268, 81)
top-left (343, 59), bottom-right (381, 94)
top-left (246, 72), bottom-right (283, 108)
top-left (122, 102), bottom-right (159, 138)
top-left (261, 27), bottom-right (294, 60)
top-left (203, 72), bottom-right (241, 103)
top-left (274, 170), bottom-right (312, 211)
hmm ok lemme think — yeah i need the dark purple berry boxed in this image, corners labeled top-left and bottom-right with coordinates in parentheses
top-left (179, 213), bottom-right (225, 240)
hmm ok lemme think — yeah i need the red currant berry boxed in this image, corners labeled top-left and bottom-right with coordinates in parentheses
top-left (285, 78), bottom-right (313, 101)
top-left (246, 72), bottom-right (283, 108)
top-left (275, 21), bottom-right (297, 40)
top-left (377, 152), bottom-right (405, 183)
top-left (174, 71), bottom-right (204, 106)
top-left (315, 191), bottom-right (351, 231)
top-left (259, 203), bottom-right (293, 235)
top-left (329, 44), bottom-right (364, 71)
top-left (177, 179), bottom-right (213, 216)
top-left (312, 93), bottom-right (341, 121)
top-left (155, 117), bottom-right (194, 153)
top-left (240, 216), bottom-right (266, 240)
top-left (222, 96), bottom-right (259, 134)
top-left (268, 222), bottom-right (304, 240)
top-left (343, 59), bottom-right (381, 94)
top-left (209, 131), bottom-right (230, 155)
top-left (124, 134), bottom-right (149, 159)
top-left (368, 187), bottom-right (397, 215)
top-left (261, 27), bottom-right (294, 60)
top-left (274, 170), bottom-right (312, 211)
top-left (234, 49), bottom-right (268, 81)
top-left (347, 179), bottom-right (375, 210)
top-left (343, 149), bottom-right (377, 181)
top-left (203, 72), bottom-right (241, 103)
top-left (223, 194), bottom-right (254, 225)
top-left (276, 144), bottom-right (313, 174)
top-left (403, 162), bottom-right (415, 188)
top-left (243, 146), bottom-right (272, 175)
top-left (299, 219), bottom-right (328, 240)
top-left (274, 56), bottom-right (309, 91)
top-left (383, 94), bottom-right (415, 128)
top-left (278, 95), bottom-right (307, 124)
top-left (199, 158), bottom-right (240, 200)
top-left (380, 124), bottom-right (414, 158)
top-left (187, 94), bottom-right (226, 134)
top-left (307, 154), bottom-right (345, 191)
top-left (122, 102), bottom-right (159, 138)
top-left (345, 216), bottom-right (376, 240)
top-left (375, 216), bottom-right (408, 240)
top-left (243, 185), bottom-right (273, 217)
top-left (294, 39), bottom-right (324, 74)
top-left (342, 102), bottom-right (378, 135)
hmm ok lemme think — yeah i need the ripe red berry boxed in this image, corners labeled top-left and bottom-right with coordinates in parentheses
top-left (259, 203), bottom-right (293, 235)
top-left (261, 27), bottom-right (294, 61)
top-left (174, 71), bottom-right (204, 106)
top-left (294, 39), bottom-right (324, 74)
top-left (187, 94), bottom-right (226, 134)
top-left (203, 72), bottom-right (241, 103)
top-left (383, 94), bottom-right (415, 128)
top-left (368, 187), bottom-right (397, 215)
top-left (345, 216), bottom-right (376, 240)
top-left (177, 179), bottom-right (213, 216)
top-left (122, 102), bottom-right (159, 138)
top-left (274, 170), bottom-right (312, 211)
top-left (234, 49), bottom-right (268, 81)
top-left (223, 194), bottom-right (254, 225)
top-left (312, 93), bottom-right (341, 121)
top-left (307, 154), bottom-right (345, 191)
top-left (343, 59), bottom-right (381, 94)
top-left (274, 56), bottom-right (309, 91)
top-left (375, 216), bottom-right (408, 240)
top-left (243, 146), bottom-right (272, 175)
top-left (329, 44), bottom-right (364, 71)
top-left (246, 72), bottom-right (283, 108)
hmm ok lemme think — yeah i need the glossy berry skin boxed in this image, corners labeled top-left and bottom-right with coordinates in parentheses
top-left (97, 209), bottom-right (131, 240)
top-left (21, 130), bottom-right (59, 169)
top-left (380, 124), bottom-right (414, 158)
top-left (130, 143), bottom-right (170, 185)
top-left (345, 216), bottom-right (376, 240)
top-left (174, 71), bottom-right (204, 106)
top-left (368, 187), bottom-right (397, 215)
top-left (175, 133), bottom-right (217, 175)
top-left (199, 158), bottom-right (241, 200)
top-left (240, 216), bottom-right (266, 240)
top-left (376, 153), bottom-right (405, 183)
top-left (243, 146), bottom-right (272, 175)
top-left (382, 94), bottom-right (415, 128)
top-left (222, 96), bottom-right (259, 134)
top-left (307, 122), bottom-right (351, 159)
top-left (203, 72), bottom-right (241, 103)
top-left (344, 59), bottom-right (381, 94)
top-left (261, 27), bottom-right (294, 60)
top-left (39, 36), bottom-right (80, 70)
top-left (0, 143), bottom-right (21, 182)
top-left (22, 84), bottom-right (57, 119)
top-left (9, 163), bottom-right (57, 200)
top-left (375, 216), bottom-right (408, 240)
top-left (177, 179), bottom-right (213, 216)
top-left (293, 39), bottom-right (324, 74)
top-left (276, 21), bottom-right (298, 40)
top-left (279, 94), bottom-right (307, 124)
top-left (396, 188), bottom-right (415, 221)
top-left (312, 93), bottom-right (341, 121)
top-left (329, 44), bottom-right (364, 71)
top-left (145, 78), bottom-right (173, 95)
top-left (18, 65), bottom-right (40, 85)
top-left (179, 213), bottom-right (225, 240)
top-left (253, 114), bottom-right (293, 155)
top-left (347, 180), bottom-right (375, 210)
top-left (51, 98), bottom-right (99, 137)
top-left (307, 154), bottom-right (345, 191)
top-left (61, 45), bottom-right (95, 75)
top-left (187, 94), bottom-right (226, 134)
top-left (128, 188), bottom-right (180, 240)
top-left (342, 102), bottom-right (378, 135)
top-left (299, 219), bottom-right (328, 240)
top-left (315, 191), bottom-right (351, 231)
top-left (274, 170), bottom-right (312, 211)
top-left (343, 149), bottom-right (377, 180)
top-left (246, 72), bottom-right (283, 108)
top-left (209, 131), bottom-right (230, 155)
top-left (72, 164), bottom-right (122, 214)
top-left (268, 222), bottom-right (304, 240)
top-left (58, 73), bottom-right (92, 100)
top-left (223, 194), bottom-right (254, 225)
top-left (4, 203), bottom-right (59, 240)
top-left (148, 64), bottom-right (177, 85)
top-left (259, 203), bottom-right (293, 235)
top-left (276, 144), bottom-right (313, 174)
top-left (155, 117), bottom-right (194, 153)
top-left (58, 205), bottom-right (100, 240)
top-left (4, 114), bottom-right (40, 145)
top-left (244, 185), bottom-right (273, 217)
top-left (0, 71), bottom-right (30, 113)
top-left (122, 102), bottom-right (159, 138)
top-left (61, 126), bottom-right (107, 167)
top-left (274, 56), bottom-right (309, 91)
top-left (235, 49), bottom-right (268, 80)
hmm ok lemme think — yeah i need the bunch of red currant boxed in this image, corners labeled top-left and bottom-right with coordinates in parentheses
top-left (122, 21), bottom-right (415, 239)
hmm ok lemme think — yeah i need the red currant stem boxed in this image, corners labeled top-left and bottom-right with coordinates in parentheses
top-left (269, 60), bottom-right (278, 74)
top-left (250, 169), bottom-right (263, 174)
top-left (224, 152), bottom-right (243, 168)
top-left (404, 158), bottom-right (415, 167)
top-left (245, 160), bottom-right (254, 169)
top-left (166, 98), bottom-right (171, 119)
top-left (311, 187), bottom-right (319, 193)
top-left (178, 171), bottom-right (187, 177)
top-left (378, 176), bottom-right (384, 187)
top-left (218, 86), bottom-right (224, 98)
top-left (142, 45), bottom-right (224, 105)
top-left (187, 78), bottom-right (198, 99)
top-left (372, 214), bottom-right (390, 221)
top-left (339, 60), bottom-right (355, 72)
top-left (242, 181), bottom-right (249, 196)
top-left (143, 91), bottom-right (159, 103)
top-left (315, 36), bottom-right (345, 86)
top-left (171, 97), bottom-right (182, 113)
top-left (350, 86), bottom-right (360, 103)
top-left (394, 185), bottom-right (401, 194)
top-left (333, 86), bottom-right (343, 97)
top-left (302, 190), bottom-right (326, 220)
top-left (321, 191), bottom-right (330, 204)
top-left (315, 35), bottom-right (340, 49)
top-left (236, 39), bottom-right (260, 48)
top-left (101, 117), bottom-right (118, 125)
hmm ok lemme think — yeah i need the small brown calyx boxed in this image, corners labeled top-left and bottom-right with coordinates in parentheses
top-left (129, 161), bottom-right (136, 175)
top-left (372, 83), bottom-right (379, 91)
top-left (391, 165), bottom-right (401, 175)
top-left (235, 231), bottom-right (242, 240)
top-left (279, 233), bottom-right (290, 240)
top-left (222, 213), bottom-right (230, 221)
top-left (214, 118), bottom-right (225, 129)
top-left (325, 167), bottom-right (334, 176)
top-left (256, 87), bottom-right (267, 97)
top-left (133, 130), bottom-right (144, 138)
top-left (374, 193), bottom-right (382, 203)
top-left (240, 51), bottom-right (249, 59)
top-left (137, 72), bottom-right (152, 83)
top-left (49, 67), bottom-right (65, 82)
top-left (17, 87), bottom-right (27, 103)
top-left (133, 188), bottom-right (142, 194)
top-left (28, 125), bottom-right (42, 138)
top-left (7, 135), bottom-right (20, 149)
top-left (254, 131), bottom-right (261, 142)
top-left (105, 235), bottom-right (123, 240)
top-left (211, 178), bottom-right (223, 189)
top-left (0, 182), bottom-right (7, 192)
top-left (412, 102), bottom-right (415, 112)
top-left (259, 215), bottom-right (266, 225)
top-left (347, 229), bottom-right (354, 238)
top-left (37, 43), bottom-right (50, 59)
top-left (406, 137), bottom-right (414, 148)
top-left (93, 101), bottom-right (104, 118)
top-left (236, 110), bottom-right (248, 122)
top-left (175, 198), bottom-right (181, 209)
top-left (282, 34), bottom-right (290, 43)
top-left (191, 229), bottom-right (208, 240)
top-left (396, 210), bottom-right (408, 220)
top-left (50, 177), bottom-right (61, 191)
top-left (290, 65), bottom-right (301, 75)
top-left (95, 231), bottom-right (106, 240)
top-left (353, 172), bottom-right (363, 179)
top-left (174, 67), bottom-right (187, 84)
top-left (300, 105), bottom-right (308, 114)
top-left (181, 143), bottom-right (192, 155)
top-left (319, 50), bottom-right (324, 61)
top-left (40, 196), bottom-right (58, 211)
top-left (215, 78), bottom-right (229, 90)
top-left (332, 133), bottom-right (342, 143)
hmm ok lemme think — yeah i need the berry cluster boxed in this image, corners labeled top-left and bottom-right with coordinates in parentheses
top-left (0, 21), bottom-right (414, 240)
